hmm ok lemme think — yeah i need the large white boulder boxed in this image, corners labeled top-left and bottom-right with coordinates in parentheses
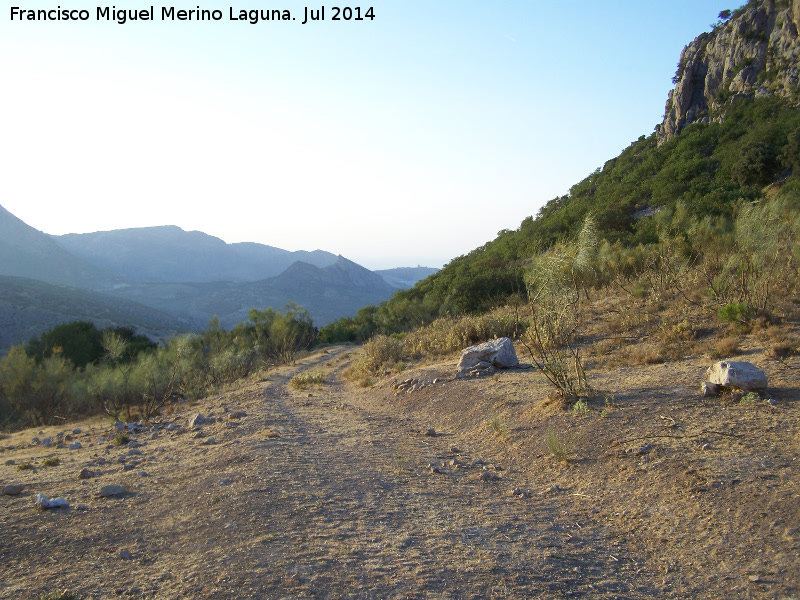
top-left (456, 337), bottom-right (519, 378)
top-left (706, 361), bottom-right (768, 390)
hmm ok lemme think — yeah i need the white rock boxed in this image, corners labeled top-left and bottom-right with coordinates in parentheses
top-left (706, 361), bottom-right (768, 390)
top-left (456, 337), bottom-right (519, 377)
top-left (34, 493), bottom-right (69, 509)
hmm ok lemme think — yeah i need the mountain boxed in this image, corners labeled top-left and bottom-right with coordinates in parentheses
top-left (105, 256), bottom-right (397, 328)
top-left (0, 204), bottom-right (117, 290)
top-left (0, 275), bottom-right (189, 352)
top-left (659, 0), bottom-right (800, 141)
top-left (375, 267), bottom-right (440, 289)
top-left (54, 227), bottom-right (339, 283)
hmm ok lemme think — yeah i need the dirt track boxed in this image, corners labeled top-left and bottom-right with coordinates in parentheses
top-left (1, 345), bottom-right (799, 599)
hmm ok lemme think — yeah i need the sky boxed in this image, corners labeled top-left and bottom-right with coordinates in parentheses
top-left (1, 0), bottom-right (734, 270)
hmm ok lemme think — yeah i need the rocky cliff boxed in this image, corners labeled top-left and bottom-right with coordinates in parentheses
top-left (658, 0), bottom-right (800, 142)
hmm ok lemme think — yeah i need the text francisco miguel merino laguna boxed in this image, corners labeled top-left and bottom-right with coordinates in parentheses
top-left (9, 6), bottom-right (376, 25)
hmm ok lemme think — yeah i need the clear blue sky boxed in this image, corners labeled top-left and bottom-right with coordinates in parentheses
top-left (1, 0), bottom-right (734, 269)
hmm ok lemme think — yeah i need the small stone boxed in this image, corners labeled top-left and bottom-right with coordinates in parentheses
top-left (701, 381), bottom-right (720, 397)
top-left (471, 459), bottom-right (485, 467)
top-left (119, 549), bottom-right (133, 560)
top-left (193, 431), bottom-right (205, 439)
top-left (449, 446), bottom-right (461, 454)
top-left (78, 468), bottom-right (95, 480)
top-left (766, 398), bottom-right (777, 406)
top-left (113, 422), bottom-right (125, 432)
top-left (31, 437), bottom-right (40, 444)
top-left (219, 478), bottom-right (233, 486)
top-left (479, 471), bottom-right (500, 482)
top-left (34, 493), bottom-right (69, 509)
top-left (127, 441), bottom-right (142, 448)
top-left (72, 428), bottom-right (82, 434)
top-left (69, 442), bottom-right (82, 450)
top-left (97, 485), bottom-right (127, 498)
top-left (748, 575), bottom-right (761, 583)
top-left (428, 464), bottom-right (442, 474)
top-left (201, 437), bottom-right (217, 445)
top-left (127, 449), bottom-right (142, 456)
top-left (5, 459), bottom-right (16, 466)
top-left (137, 471), bottom-right (149, 477)
top-left (40, 438), bottom-right (53, 447)
top-left (149, 432), bottom-right (159, 440)
top-left (166, 423), bottom-right (179, 431)
top-left (541, 485), bottom-right (561, 495)
top-left (123, 464), bottom-right (136, 472)
top-left (424, 428), bottom-right (437, 437)
top-left (3, 484), bottom-right (25, 496)
top-left (96, 437), bottom-right (106, 443)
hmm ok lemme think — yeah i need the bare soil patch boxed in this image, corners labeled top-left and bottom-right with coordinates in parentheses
top-left (1, 342), bottom-right (798, 599)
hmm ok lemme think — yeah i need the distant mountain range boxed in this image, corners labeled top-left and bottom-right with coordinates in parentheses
top-left (0, 204), bottom-right (437, 349)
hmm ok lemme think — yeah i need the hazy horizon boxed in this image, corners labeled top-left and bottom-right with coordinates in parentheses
top-left (2, 1), bottom-right (733, 270)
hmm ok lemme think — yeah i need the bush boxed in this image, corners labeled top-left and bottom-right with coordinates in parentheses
top-left (718, 302), bottom-right (753, 323)
top-left (290, 372), bottom-right (325, 389)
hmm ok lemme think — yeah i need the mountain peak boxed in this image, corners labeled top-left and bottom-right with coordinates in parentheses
top-left (658, 0), bottom-right (800, 142)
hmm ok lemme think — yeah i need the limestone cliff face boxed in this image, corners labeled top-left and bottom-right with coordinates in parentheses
top-left (658, 0), bottom-right (800, 142)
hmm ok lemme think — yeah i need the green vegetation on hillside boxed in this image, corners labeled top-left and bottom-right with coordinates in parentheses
top-left (321, 96), bottom-right (800, 341)
top-left (0, 304), bottom-right (317, 428)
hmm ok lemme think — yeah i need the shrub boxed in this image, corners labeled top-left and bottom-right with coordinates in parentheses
top-left (489, 416), bottom-right (509, 437)
top-left (41, 457), bottom-right (59, 467)
top-left (718, 302), bottom-right (753, 323)
top-left (544, 430), bottom-right (573, 462)
top-left (572, 398), bottom-right (589, 416)
top-left (290, 372), bottom-right (325, 389)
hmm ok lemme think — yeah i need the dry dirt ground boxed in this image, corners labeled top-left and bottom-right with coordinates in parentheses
top-left (1, 343), bottom-right (799, 599)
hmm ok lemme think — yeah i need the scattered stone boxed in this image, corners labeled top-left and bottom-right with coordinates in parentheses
top-left (449, 446), bottom-right (461, 454)
top-left (5, 459), bottom-right (16, 466)
top-left (113, 422), bottom-right (125, 432)
top-left (78, 468), bottom-right (95, 480)
top-left (193, 431), bottom-right (205, 439)
top-left (3, 484), bottom-right (25, 496)
top-left (40, 438), bottom-right (53, 448)
top-left (97, 437), bottom-right (106, 443)
top-left (540, 485), bottom-right (561, 495)
top-left (127, 440), bottom-right (142, 448)
top-left (510, 488), bottom-right (529, 498)
top-left (119, 549), bottom-right (133, 560)
top-left (225, 421), bottom-right (240, 428)
top-left (137, 471), bottom-right (149, 477)
top-left (471, 459), bottom-right (485, 467)
top-left (479, 471), bottom-right (500, 482)
top-left (424, 428), bottom-right (437, 437)
top-left (428, 464), bottom-right (442, 474)
top-left (123, 464), bottom-right (136, 472)
top-left (456, 337), bottom-right (519, 378)
top-left (766, 398), bottom-right (777, 406)
top-left (748, 575), bottom-right (761, 583)
top-left (127, 449), bottom-right (142, 456)
top-left (701, 381), bottom-right (721, 397)
top-left (701, 443), bottom-right (712, 450)
top-left (219, 478), bottom-right (233, 486)
top-left (201, 437), bottom-right (217, 446)
top-left (149, 432), bottom-right (160, 440)
top-left (189, 414), bottom-right (214, 428)
top-left (69, 442), bottom-right (82, 450)
top-left (72, 428), bottom-right (82, 434)
top-left (97, 485), bottom-right (127, 498)
top-left (31, 437), bottom-right (40, 445)
top-left (166, 423), bottom-right (179, 431)
top-left (34, 493), bottom-right (69, 509)
top-left (229, 411), bottom-right (247, 419)
top-left (706, 361), bottom-right (768, 391)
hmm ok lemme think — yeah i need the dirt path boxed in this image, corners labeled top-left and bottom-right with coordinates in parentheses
top-left (3, 345), bottom-right (798, 599)
top-left (2, 347), bottom-right (658, 599)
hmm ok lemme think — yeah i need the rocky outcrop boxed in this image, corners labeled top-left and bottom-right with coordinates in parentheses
top-left (658, 0), bottom-right (800, 142)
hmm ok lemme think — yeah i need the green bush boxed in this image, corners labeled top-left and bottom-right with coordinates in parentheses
top-left (718, 302), bottom-right (753, 323)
